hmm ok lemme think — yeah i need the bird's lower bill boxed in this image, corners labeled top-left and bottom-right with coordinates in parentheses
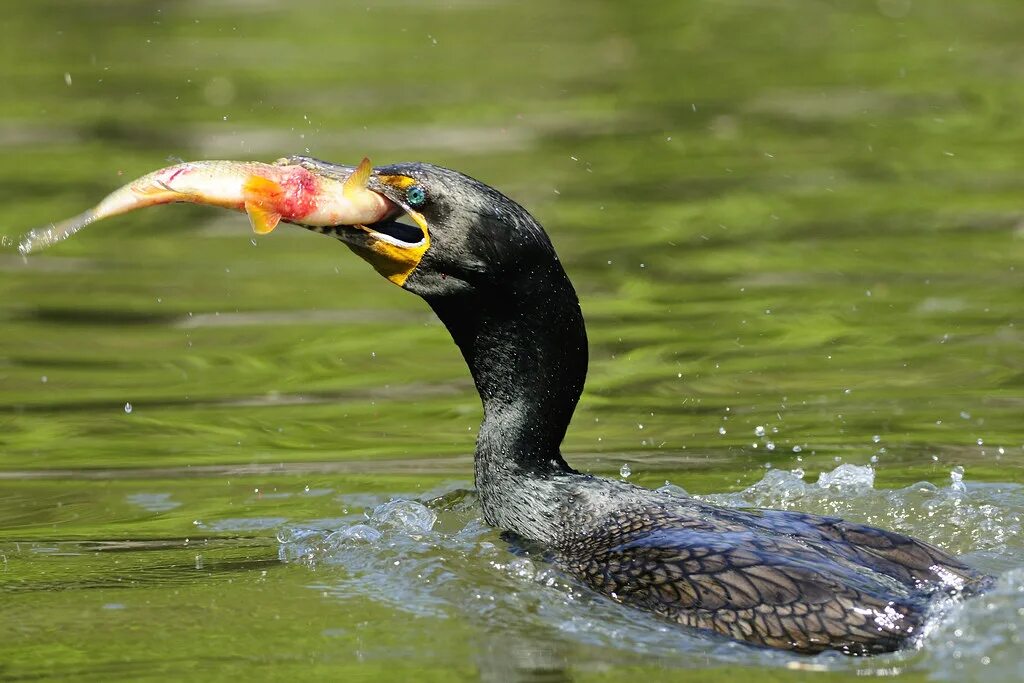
top-left (305, 191), bottom-right (430, 287)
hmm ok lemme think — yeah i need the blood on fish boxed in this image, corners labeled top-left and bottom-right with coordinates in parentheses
top-left (274, 166), bottom-right (320, 221)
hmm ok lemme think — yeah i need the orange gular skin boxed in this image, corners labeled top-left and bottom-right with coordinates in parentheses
top-left (353, 218), bottom-right (430, 287)
top-left (352, 174), bottom-right (431, 287)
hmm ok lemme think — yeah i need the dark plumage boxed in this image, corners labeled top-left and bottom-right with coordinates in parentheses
top-left (289, 156), bottom-right (991, 654)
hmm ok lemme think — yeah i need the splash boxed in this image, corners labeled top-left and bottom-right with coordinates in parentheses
top-left (698, 464), bottom-right (1023, 557)
top-left (278, 468), bottom-right (1023, 676)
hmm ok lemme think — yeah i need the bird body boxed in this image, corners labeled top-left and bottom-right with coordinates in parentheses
top-left (473, 461), bottom-right (984, 654)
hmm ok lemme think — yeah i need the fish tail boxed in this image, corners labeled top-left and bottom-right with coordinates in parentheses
top-left (18, 209), bottom-right (98, 255)
top-left (18, 179), bottom-right (186, 255)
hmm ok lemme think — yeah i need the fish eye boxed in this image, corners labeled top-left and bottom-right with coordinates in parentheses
top-left (406, 185), bottom-right (427, 207)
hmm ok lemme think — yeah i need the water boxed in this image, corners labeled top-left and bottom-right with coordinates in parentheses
top-left (1, 0), bottom-right (1023, 680)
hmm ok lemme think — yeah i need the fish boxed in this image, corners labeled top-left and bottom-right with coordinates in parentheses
top-left (17, 156), bottom-right (393, 255)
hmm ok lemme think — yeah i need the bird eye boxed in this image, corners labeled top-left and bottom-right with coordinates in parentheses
top-left (406, 185), bottom-right (427, 207)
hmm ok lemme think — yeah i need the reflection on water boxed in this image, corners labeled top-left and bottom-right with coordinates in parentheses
top-left (1, 0), bottom-right (1022, 680)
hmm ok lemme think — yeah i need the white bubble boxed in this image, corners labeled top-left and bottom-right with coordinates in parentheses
top-left (124, 402), bottom-right (133, 414)
top-left (619, 463), bottom-right (632, 478)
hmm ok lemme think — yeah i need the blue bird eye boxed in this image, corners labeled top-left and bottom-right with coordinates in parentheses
top-left (406, 185), bottom-right (427, 207)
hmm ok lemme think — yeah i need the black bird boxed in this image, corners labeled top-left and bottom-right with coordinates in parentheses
top-left (288, 156), bottom-right (990, 655)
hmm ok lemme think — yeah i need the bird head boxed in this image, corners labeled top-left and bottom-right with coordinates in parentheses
top-left (288, 157), bottom-right (557, 300)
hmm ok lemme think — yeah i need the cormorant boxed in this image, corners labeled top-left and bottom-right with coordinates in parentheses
top-left (288, 156), bottom-right (990, 655)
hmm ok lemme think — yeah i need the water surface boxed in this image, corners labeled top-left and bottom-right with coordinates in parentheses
top-left (1, 1), bottom-right (1022, 681)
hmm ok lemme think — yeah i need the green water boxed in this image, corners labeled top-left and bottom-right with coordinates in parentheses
top-left (1, 1), bottom-right (1023, 680)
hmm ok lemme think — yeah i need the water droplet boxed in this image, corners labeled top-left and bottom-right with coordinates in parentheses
top-left (718, 427), bottom-right (727, 435)
top-left (124, 402), bottom-right (133, 414)
top-left (950, 465), bottom-right (966, 492)
top-left (619, 463), bottom-right (632, 478)
top-left (792, 445), bottom-right (802, 453)
top-left (976, 438), bottom-right (984, 446)
top-left (303, 485), bottom-right (310, 493)
top-left (40, 376), bottom-right (48, 383)
top-left (765, 441), bottom-right (776, 451)
top-left (637, 423), bottom-right (644, 430)
top-left (754, 425), bottom-right (766, 437)
top-left (872, 434), bottom-right (881, 443)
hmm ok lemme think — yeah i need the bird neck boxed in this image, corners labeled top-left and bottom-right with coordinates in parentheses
top-left (426, 258), bottom-right (588, 488)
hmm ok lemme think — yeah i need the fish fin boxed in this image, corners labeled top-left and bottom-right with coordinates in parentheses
top-left (343, 157), bottom-right (372, 199)
top-left (244, 201), bottom-right (282, 235)
top-left (243, 176), bottom-right (285, 234)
